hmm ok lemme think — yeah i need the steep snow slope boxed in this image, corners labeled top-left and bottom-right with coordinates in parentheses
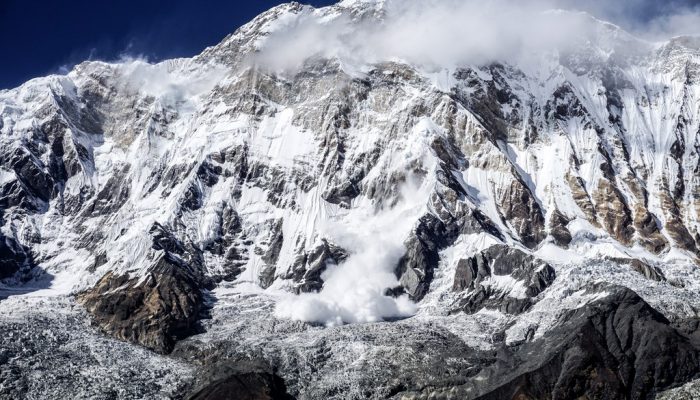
top-left (1, 0), bottom-right (700, 398)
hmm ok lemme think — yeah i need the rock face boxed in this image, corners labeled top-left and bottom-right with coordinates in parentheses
top-left (472, 287), bottom-right (700, 400)
top-left (1, 1), bottom-right (700, 399)
top-left (452, 245), bottom-right (556, 315)
top-left (397, 214), bottom-right (462, 300)
top-left (593, 178), bottom-right (635, 245)
top-left (497, 178), bottom-right (546, 249)
top-left (0, 231), bottom-right (32, 280)
top-left (284, 239), bottom-right (347, 293)
top-left (78, 257), bottom-right (206, 354)
top-left (548, 209), bottom-right (572, 248)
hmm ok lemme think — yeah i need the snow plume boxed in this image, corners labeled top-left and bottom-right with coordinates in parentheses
top-left (115, 57), bottom-right (226, 105)
top-left (254, 0), bottom-right (602, 72)
top-left (275, 175), bottom-right (430, 326)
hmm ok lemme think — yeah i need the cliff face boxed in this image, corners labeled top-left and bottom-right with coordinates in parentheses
top-left (1, 1), bottom-right (700, 399)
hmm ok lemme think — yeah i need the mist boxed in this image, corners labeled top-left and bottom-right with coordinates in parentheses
top-left (113, 57), bottom-right (227, 105)
top-left (254, 0), bottom-right (700, 73)
top-left (255, 0), bottom-right (595, 72)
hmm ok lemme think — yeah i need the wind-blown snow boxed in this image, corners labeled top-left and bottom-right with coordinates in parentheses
top-left (254, 0), bottom-right (633, 72)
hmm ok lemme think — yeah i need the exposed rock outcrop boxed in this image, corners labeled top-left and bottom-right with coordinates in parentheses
top-left (497, 176), bottom-right (546, 249)
top-left (451, 245), bottom-right (556, 315)
top-left (659, 182), bottom-right (699, 254)
top-left (0, 231), bottom-right (32, 280)
top-left (548, 209), bottom-right (572, 247)
top-left (472, 287), bottom-right (700, 400)
top-left (285, 239), bottom-right (347, 293)
top-left (593, 178), bottom-right (635, 245)
top-left (633, 206), bottom-right (669, 254)
top-left (78, 256), bottom-right (206, 354)
top-left (397, 213), bottom-right (462, 300)
top-left (565, 172), bottom-right (598, 224)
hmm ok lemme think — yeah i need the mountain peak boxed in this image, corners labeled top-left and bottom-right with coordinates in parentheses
top-left (2, 2), bottom-right (700, 399)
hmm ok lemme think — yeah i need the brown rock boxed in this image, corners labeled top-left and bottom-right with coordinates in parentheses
top-left (659, 183), bottom-right (698, 254)
top-left (78, 256), bottom-right (204, 354)
top-left (549, 209), bottom-right (572, 247)
top-left (592, 178), bottom-right (634, 244)
top-left (632, 205), bottom-right (669, 254)
top-left (565, 172), bottom-right (598, 225)
top-left (497, 175), bottom-right (546, 249)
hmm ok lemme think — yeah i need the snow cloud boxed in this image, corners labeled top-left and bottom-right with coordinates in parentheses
top-left (115, 57), bottom-right (227, 105)
top-left (275, 176), bottom-right (429, 326)
top-left (255, 0), bottom-right (598, 72)
top-left (254, 0), bottom-right (700, 73)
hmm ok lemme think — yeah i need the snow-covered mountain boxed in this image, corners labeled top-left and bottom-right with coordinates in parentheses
top-left (2, 1), bottom-right (700, 398)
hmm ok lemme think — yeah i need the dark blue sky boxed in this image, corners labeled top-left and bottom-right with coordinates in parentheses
top-left (0, 0), bottom-right (334, 89)
top-left (1, 0), bottom-right (699, 90)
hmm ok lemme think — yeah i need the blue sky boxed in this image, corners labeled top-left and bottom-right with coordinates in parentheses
top-left (0, 0), bottom-right (334, 89)
top-left (1, 0), bottom-right (699, 89)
